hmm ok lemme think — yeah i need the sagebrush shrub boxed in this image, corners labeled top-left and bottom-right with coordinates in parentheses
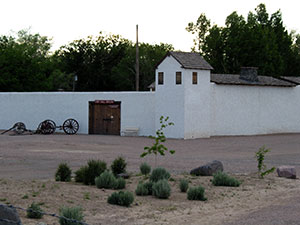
top-left (152, 179), bottom-right (171, 199)
top-left (179, 179), bottom-right (189, 192)
top-left (55, 163), bottom-right (72, 182)
top-left (59, 206), bottom-right (84, 225)
top-left (150, 167), bottom-right (170, 182)
top-left (111, 156), bottom-right (127, 176)
top-left (211, 171), bottom-right (241, 187)
top-left (187, 186), bottom-right (207, 201)
top-left (107, 191), bottom-right (134, 207)
top-left (27, 202), bottom-right (43, 219)
top-left (135, 183), bottom-right (149, 196)
top-left (114, 177), bottom-right (126, 190)
top-left (144, 181), bottom-right (153, 195)
top-left (74, 166), bottom-right (88, 183)
top-left (83, 160), bottom-right (107, 185)
top-left (95, 170), bottom-right (116, 189)
top-left (140, 162), bottom-right (151, 175)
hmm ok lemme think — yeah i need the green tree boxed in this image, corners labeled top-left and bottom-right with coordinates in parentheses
top-left (0, 29), bottom-right (71, 91)
top-left (187, 4), bottom-right (300, 76)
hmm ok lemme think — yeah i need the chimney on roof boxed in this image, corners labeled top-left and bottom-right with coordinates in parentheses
top-left (239, 67), bottom-right (258, 82)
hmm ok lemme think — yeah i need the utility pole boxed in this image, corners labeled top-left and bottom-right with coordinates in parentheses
top-left (135, 24), bottom-right (139, 91)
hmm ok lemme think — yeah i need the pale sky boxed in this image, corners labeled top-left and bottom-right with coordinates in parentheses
top-left (1, 0), bottom-right (300, 52)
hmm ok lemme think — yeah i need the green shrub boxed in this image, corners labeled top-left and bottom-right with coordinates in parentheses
top-left (111, 156), bottom-right (127, 176)
top-left (150, 167), bottom-right (170, 182)
top-left (107, 191), bottom-right (134, 207)
top-left (135, 182), bottom-right (149, 196)
top-left (27, 202), bottom-right (43, 219)
top-left (140, 162), bottom-right (151, 175)
top-left (179, 179), bottom-right (189, 192)
top-left (59, 206), bottom-right (84, 225)
top-left (83, 160), bottom-right (107, 185)
top-left (211, 171), bottom-right (241, 187)
top-left (187, 186), bottom-right (207, 201)
top-left (55, 163), bottom-right (72, 182)
top-left (144, 181), bottom-right (153, 195)
top-left (114, 177), bottom-right (126, 190)
top-left (152, 179), bottom-right (171, 199)
top-left (74, 166), bottom-right (88, 183)
top-left (95, 170), bottom-right (116, 189)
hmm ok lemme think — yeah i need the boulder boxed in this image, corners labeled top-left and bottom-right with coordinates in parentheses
top-left (0, 204), bottom-right (22, 225)
top-left (190, 160), bottom-right (224, 176)
top-left (276, 166), bottom-right (296, 179)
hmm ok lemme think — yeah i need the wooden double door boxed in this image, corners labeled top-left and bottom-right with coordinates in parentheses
top-left (89, 101), bottom-right (121, 135)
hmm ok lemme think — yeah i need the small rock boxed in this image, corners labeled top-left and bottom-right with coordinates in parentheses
top-left (117, 173), bottom-right (130, 179)
top-left (190, 160), bottom-right (224, 176)
top-left (277, 166), bottom-right (296, 179)
top-left (0, 204), bottom-right (22, 225)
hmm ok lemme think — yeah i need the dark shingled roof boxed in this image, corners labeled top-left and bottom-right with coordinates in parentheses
top-left (156, 51), bottom-right (213, 70)
top-left (278, 76), bottom-right (300, 85)
top-left (211, 74), bottom-right (297, 87)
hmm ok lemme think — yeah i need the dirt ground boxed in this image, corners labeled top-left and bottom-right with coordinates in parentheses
top-left (0, 132), bottom-right (300, 224)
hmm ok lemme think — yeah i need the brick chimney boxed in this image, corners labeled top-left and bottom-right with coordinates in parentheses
top-left (239, 67), bottom-right (258, 82)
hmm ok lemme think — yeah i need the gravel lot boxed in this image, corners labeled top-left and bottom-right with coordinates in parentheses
top-left (0, 132), bottom-right (299, 179)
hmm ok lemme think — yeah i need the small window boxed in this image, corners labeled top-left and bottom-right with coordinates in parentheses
top-left (158, 72), bottom-right (164, 85)
top-left (176, 72), bottom-right (182, 85)
top-left (192, 72), bottom-right (197, 84)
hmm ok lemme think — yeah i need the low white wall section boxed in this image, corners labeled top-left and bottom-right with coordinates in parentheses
top-left (0, 92), bottom-right (155, 136)
top-left (210, 84), bottom-right (300, 136)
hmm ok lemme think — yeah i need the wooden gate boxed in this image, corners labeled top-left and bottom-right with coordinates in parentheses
top-left (89, 100), bottom-right (121, 135)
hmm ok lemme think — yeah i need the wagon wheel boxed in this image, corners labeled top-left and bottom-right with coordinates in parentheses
top-left (63, 119), bottom-right (79, 135)
top-left (37, 120), bottom-right (56, 135)
top-left (13, 122), bottom-right (26, 134)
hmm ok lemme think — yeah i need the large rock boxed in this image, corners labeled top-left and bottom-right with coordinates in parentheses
top-left (190, 160), bottom-right (224, 176)
top-left (0, 204), bottom-right (22, 225)
top-left (277, 166), bottom-right (296, 179)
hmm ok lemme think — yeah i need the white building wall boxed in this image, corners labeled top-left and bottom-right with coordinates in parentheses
top-left (0, 92), bottom-right (155, 136)
top-left (155, 55), bottom-right (185, 138)
top-left (184, 69), bottom-right (211, 138)
top-left (210, 84), bottom-right (300, 136)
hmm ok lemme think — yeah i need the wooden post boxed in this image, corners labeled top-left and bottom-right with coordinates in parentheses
top-left (136, 24), bottom-right (139, 91)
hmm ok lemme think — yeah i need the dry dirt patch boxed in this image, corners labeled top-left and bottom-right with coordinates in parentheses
top-left (0, 173), bottom-right (299, 225)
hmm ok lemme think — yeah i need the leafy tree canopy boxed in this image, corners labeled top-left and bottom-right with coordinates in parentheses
top-left (187, 3), bottom-right (300, 76)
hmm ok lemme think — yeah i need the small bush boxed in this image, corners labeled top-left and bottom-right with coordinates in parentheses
top-left (140, 162), bottom-right (151, 175)
top-left (55, 163), bottom-right (72, 182)
top-left (187, 186), bottom-right (207, 201)
top-left (83, 160), bottom-right (107, 185)
top-left (152, 179), bottom-right (171, 199)
top-left (114, 177), bottom-right (126, 190)
top-left (59, 206), bottom-right (84, 225)
top-left (144, 181), bottom-right (153, 195)
top-left (27, 202), bottom-right (43, 219)
top-left (150, 167), bottom-right (170, 182)
top-left (179, 179), bottom-right (189, 192)
top-left (135, 183), bottom-right (149, 196)
top-left (107, 191), bottom-right (134, 207)
top-left (111, 156), bottom-right (127, 176)
top-left (74, 166), bottom-right (88, 183)
top-left (212, 171), bottom-right (241, 187)
top-left (95, 170), bottom-right (116, 189)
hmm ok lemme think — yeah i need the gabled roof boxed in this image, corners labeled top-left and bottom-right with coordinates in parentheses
top-left (156, 51), bottom-right (213, 70)
top-left (211, 74), bottom-right (297, 87)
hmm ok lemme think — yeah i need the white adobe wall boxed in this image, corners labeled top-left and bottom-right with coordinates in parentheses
top-left (184, 69), bottom-right (211, 138)
top-left (155, 55), bottom-right (185, 138)
top-left (210, 84), bottom-right (300, 136)
top-left (0, 92), bottom-right (155, 136)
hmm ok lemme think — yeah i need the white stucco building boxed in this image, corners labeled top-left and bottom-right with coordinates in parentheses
top-left (1, 51), bottom-right (300, 139)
